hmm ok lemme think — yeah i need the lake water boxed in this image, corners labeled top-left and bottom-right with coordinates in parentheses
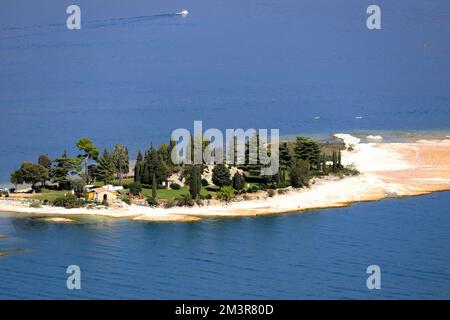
top-left (1, 0), bottom-right (450, 181)
top-left (1, 192), bottom-right (450, 299)
top-left (1, 0), bottom-right (450, 299)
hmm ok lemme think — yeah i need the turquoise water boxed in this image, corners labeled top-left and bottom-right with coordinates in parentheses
top-left (1, 192), bottom-right (450, 299)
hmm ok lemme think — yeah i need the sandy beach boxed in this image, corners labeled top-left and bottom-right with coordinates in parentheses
top-left (1, 133), bottom-right (450, 222)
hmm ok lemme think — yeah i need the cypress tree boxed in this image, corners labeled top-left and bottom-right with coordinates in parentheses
top-left (152, 172), bottom-right (157, 199)
top-left (232, 171), bottom-right (245, 193)
top-left (332, 151), bottom-right (337, 172)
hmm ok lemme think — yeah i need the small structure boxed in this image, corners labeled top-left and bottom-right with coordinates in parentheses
top-left (87, 187), bottom-right (118, 202)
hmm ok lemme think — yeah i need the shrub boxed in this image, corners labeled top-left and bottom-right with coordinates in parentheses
top-left (52, 194), bottom-right (83, 209)
top-left (163, 199), bottom-right (177, 208)
top-left (147, 197), bottom-right (158, 207)
top-left (201, 179), bottom-right (209, 187)
top-left (340, 165), bottom-right (360, 176)
top-left (195, 198), bottom-right (204, 206)
top-left (122, 198), bottom-right (131, 205)
top-left (277, 188), bottom-right (288, 195)
top-left (267, 189), bottom-right (275, 197)
top-left (216, 186), bottom-right (235, 202)
top-left (101, 199), bottom-right (109, 207)
top-left (177, 194), bottom-right (194, 207)
top-left (247, 185), bottom-right (259, 193)
top-left (129, 182), bottom-right (142, 196)
top-left (29, 201), bottom-right (42, 208)
top-left (170, 183), bottom-right (181, 190)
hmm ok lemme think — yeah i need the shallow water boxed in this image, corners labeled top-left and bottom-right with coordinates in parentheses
top-left (1, 192), bottom-right (449, 299)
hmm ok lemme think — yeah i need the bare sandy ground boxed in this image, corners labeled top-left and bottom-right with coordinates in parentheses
top-left (1, 133), bottom-right (450, 222)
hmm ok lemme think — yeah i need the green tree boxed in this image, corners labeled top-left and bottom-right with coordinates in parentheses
top-left (13, 162), bottom-right (49, 189)
top-left (152, 172), bottom-right (157, 199)
top-left (232, 171), bottom-right (245, 193)
top-left (332, 151), bottom-right (337, 172)
top-left (95, 148), bottom-right (116, 184)
top-left (289, 159), bottom-right (310, 188)
top-left (37, 154), bottom-right (52, 188)
top-left (38, 154), bottom-right (52, 170)
top-left (50, 150), bottom-right (82, 188)
top-left (141, 144), bottom-right (168, 185)
top-left (112, 144), bottom-right (129, 184)
top-left (158, 144), bottom-right (170, 164)
top-left (76, 137), bottom-right (99, 183)
top-left (134, 151), bottom-right (144, 182)
top-left (10, 170), bottom-right (24, 189)
top-left (186, 165), bottom-right (202, 199)
top-left (294, 137), bottom-right (320, 170)
top-left (212, 164), bottom-right (231, 188)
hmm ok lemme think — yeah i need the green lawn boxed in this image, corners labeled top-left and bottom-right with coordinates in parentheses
top-left (122, 186), bottom-right (214, 200)
top-left (32, 189), bottom-right (68, 201)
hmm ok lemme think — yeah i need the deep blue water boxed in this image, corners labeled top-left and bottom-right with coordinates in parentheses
top-left (1, 0), bottom-right (450, 299)
top-left (1, 0), bottom-right (450, 180)
top-left (1, 192), bottom-right (450, 299)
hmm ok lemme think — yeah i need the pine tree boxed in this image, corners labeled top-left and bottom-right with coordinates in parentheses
top-left (294, 136), bottom-right (320, 170)
top-left (141, 144), bottom-right (168, 185)
top-left (95, 148), bottom-right (115, 184)
top-left (212, 164), bottom-right (231, 188)
top-left (112, 144), bottom-right (129, 184)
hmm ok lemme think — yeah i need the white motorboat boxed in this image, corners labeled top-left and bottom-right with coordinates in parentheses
top-left (176, 9), bottom-right (189, 15)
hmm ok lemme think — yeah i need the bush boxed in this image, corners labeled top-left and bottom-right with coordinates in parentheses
top-left (101, 199), bottom-right (109, 207)
top-left (203, 193), bottom-right (212, 200)
top-left (205, 185), bottom-right (219, 192)
top-left (177, 194), bottom-right (194, 207)
top-left (122, 198), bottom-right (131, 205)
top-left (195, 198), bottom-right (204, 206)
top-left (170, 183), bottom-right (181, 190)
top-left (267, 189), bottom-right (275, 197)
top-left (147, 197), bottom-right (158, 207)
top-left (29, 201), bottom-right (42, 208)
top-left (201, 179), bottom-right (209, 187)
top-left (129, 182), bottom-right (142, 196)
top-left (163, 199), bottom-right (177, 208)
top-left (216, 186), bottom-right (235, 202)
top-left (246, 185), bottom-right (259, 193)
top-left (277, 188), bottom-right (288, 195)
top-left (52, 194), bottom-right (83, 209)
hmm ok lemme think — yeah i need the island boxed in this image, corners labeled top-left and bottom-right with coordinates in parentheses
top-left (1, 133), bottom-right (450, 222)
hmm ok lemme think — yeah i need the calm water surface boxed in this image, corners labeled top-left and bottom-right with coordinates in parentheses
top-left (1, 0), bottom-right (450, 180)
top-left (1, 192), bottom-right (449, 299)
